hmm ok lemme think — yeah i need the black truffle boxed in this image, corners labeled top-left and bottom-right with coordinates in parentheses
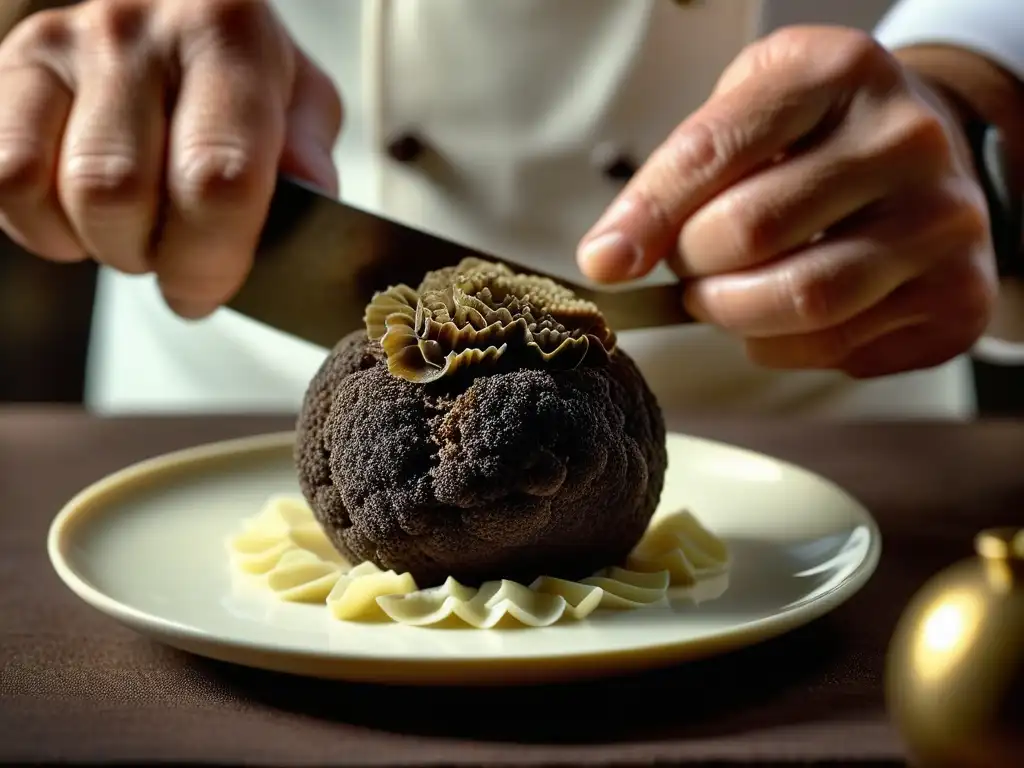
top-left (294, 261), bottom-right (667, 588)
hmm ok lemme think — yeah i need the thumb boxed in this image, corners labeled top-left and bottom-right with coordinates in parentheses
top-left (280, 49), bottom-right (343, 196)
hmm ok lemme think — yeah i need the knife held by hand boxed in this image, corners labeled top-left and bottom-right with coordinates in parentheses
top-left (229, 176), bottom-right (693, 350)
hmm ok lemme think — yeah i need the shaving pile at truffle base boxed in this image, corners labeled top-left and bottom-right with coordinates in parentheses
top-left (227, 495), bottom-right (731, 629)
top-left (288, 258), bottom-right (724, 606)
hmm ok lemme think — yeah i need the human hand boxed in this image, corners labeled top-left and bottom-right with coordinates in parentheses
top-left (0, 0), bottom-right (342, 319)
top-left (577, 26), bottom-right (997, 378)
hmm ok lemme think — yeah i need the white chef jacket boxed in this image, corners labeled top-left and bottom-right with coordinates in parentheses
top-left (83, 0), bottom-right (1021, 420)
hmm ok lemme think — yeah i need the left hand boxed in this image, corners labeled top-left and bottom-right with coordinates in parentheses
top-left (576, 26), bottom-right (997, 378)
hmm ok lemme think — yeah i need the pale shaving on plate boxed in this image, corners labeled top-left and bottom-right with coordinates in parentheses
top-left (226, 495), bottom-right (731, 628)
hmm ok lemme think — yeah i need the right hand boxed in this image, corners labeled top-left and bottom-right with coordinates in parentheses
top-left (0, 0), bottom-right (343, 318)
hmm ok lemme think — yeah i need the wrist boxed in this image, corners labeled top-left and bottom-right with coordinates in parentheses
top-left (893, 44), bottom-right (1024, 198)
top-left (896, 46), bottom-right (1024, 279)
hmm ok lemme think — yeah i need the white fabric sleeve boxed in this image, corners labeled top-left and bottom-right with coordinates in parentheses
top-left (875, 0), bottom-right (1024, 365)
top-left (874, 0), bottom-right (1024, 80)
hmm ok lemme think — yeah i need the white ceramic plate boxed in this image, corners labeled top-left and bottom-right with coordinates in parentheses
top-left (48, 431), bottom-right (880, 686)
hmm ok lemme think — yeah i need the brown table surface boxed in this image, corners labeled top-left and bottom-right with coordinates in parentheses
top-left (2, 407), bottom-right (1024, 767)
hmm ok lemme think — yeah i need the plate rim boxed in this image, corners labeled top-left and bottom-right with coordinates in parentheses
top-left (47, 430), bottom-right (882, 680)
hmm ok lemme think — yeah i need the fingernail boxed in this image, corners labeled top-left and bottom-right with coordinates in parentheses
top-left (165, 297), bottom-right (214, 320)
top-left (577, 231), bottom-right (644, 282)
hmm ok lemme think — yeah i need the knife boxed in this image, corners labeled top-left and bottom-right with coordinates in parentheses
top-left (229, 176), bottom-right (692, 350)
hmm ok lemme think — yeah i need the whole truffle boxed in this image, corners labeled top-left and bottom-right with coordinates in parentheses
top-left (295, 259), bottom-right (667, 588)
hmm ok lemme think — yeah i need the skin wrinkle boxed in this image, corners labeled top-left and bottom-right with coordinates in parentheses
top-left (294, 297), bottom-right (667, 588)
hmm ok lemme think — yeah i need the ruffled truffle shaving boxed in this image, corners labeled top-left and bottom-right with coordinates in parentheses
top-left (363, 258), bottom-right (617, 383)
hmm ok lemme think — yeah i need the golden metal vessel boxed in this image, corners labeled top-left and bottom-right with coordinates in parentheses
top-left (885, 528), bottom-right (1024, 767)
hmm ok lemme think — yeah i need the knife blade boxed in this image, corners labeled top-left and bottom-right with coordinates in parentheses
top-left (229, 176), bottom-right (692, 350)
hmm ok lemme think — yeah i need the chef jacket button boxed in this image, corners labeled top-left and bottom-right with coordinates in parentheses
top-left (592, 142), bottom-right (638, 182)
top-left (602, 155), bottom-right (638, 182)
top-left (386, 132), bottom-right (426, 163)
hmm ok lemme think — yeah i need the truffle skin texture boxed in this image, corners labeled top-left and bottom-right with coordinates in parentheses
top-left (295, 329), bottom-right (667, 588)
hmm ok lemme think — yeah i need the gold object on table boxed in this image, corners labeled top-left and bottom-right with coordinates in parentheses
top-left (885, 528), bottom-right (1024, 767)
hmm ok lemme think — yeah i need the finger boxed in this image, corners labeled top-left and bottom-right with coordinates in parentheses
top-left (841, 321), bottom-right (982, 379)
top-left (155, 17), bottom-right (291, 319)
top-left (841, 258), bottom-right (994, 378)
top-left (279, 47), bottom-right (343, 197)
top-left (683, 176), bottom-right (987, 337)
top-left (677, 146), bottom-right (882, 278)
top-left (744, 255), bottom-right (993, 371)
top-left (58, 7), bottom-right (165, 274)
top-left (576, 55), bottom-right (836, 284)
top-left (742, 288), bottom-right (926, 371)
top-left (679, 177), bottom-right (974, 335)
top-left (0, 15), bottom-right (83, 262)
top-left (678, 94), bottom-right (957, 276)
top-left (682, 236), bottom-right (916, 339)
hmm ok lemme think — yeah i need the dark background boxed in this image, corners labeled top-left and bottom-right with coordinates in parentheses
top-left (0, 236), bottom-right (97, 403)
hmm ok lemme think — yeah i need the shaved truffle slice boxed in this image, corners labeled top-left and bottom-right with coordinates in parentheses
top-left (295, 259), bottom-right (667, 588)
top-left (363, 258), bottom-right (616, 383)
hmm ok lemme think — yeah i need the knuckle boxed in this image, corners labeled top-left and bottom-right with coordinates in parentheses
top-left (175, 141), bottom-right (263, 208)
top-left (832, 29), bottom-right (882, 68)
top-left (953, 200), bottom-right (991, 248)
top-left (762, 26), bottom-right (816, 64)
top-left (957, 262), bottom-right (998, 328)
top-left (0, 141), bottom-right (48, 201)
top-left (180, 0), bottom-right (277, 51)
top-left (665, 118), bottom-right (731, 185)
top-left (733, 195), bottom-right (787, 260)
top-left (62, 149), bottom-right (146, 207)
top-left (723, 36), bottom-right (787, 85)
top-left (782, 263), bottom-right (838, 328)
top-left (829, 29), bottom-right (891, 84)
top-left (8, 9), bottom-right (75, 55)
top-left (176, 0), bottom-right (292, 86)
top-left (949, 182), bottom-right (991, 242)
top-left (700, 190), bottom-right (782, 263)
top-left (630, 185), bottom-right (674, 238)
top-left (924, 178), bottom-right (990, 246)
top-left (193, 0), bottom-right (267, 28)
top-left (766, 26), bottom-right (888, 86)
top-left (720, 40), bottom-right (762, 81)
top-left (890, 105), bottom-right (952, 168)
top-left (87, 0), bottom-right (151, 49)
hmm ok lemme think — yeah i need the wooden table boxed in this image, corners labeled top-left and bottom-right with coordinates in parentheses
top-left (2, 407), bottom-right (1023, 766)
